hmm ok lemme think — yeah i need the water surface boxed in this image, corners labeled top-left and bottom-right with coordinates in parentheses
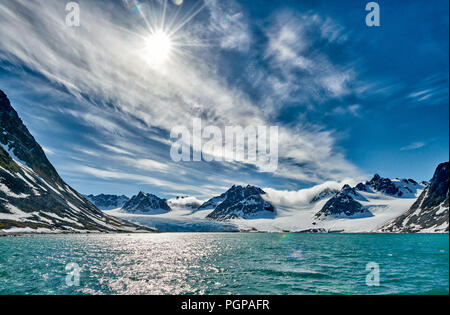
top-left (0, 233), bottom-right (448, 295)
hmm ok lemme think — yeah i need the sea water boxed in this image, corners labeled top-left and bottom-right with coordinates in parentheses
top-left (0, 233), bottom-right (448, 295)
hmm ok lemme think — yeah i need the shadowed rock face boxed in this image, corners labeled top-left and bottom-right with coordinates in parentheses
top-left (0, 90), bottom-right (152, 233)
top-left (421, 163), bottom-right (449, 210)
top-left (315, 185), bottom-right (372, 219)
top-left (366, 174), bottom-right (400, 196)
top-left (381, 162), bottom-right (449, 233)
top-left (204, 185), bottom-right (275, 221)
top-left (85, 194), bottom-right (130, 210)
top-left (356, 174), bottom-right (424, 199)
top-left (122, 192), bottom-right (171, 214)
top-left (1, 90), bottom-right (62, 185)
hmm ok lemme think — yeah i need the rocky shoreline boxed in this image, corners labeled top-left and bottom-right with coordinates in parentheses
top-left (0, 231), bottom-right (23, 237)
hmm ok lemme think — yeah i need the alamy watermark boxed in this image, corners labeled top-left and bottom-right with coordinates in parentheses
top-left (65, 262), bottom-right (81, 287)
top-left (170, 119), bottom-right (279, 172)
top-left (365, 262), bottom-right (380, 287)
top-left (365, 2), bottom-right (380, 27)
top-left (66, 2), bottom-right (80, 27)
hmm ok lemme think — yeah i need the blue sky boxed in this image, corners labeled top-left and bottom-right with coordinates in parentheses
top-left (0, 0), bottom-right (448, 198)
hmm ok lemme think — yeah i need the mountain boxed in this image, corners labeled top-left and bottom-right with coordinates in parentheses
top-left (85, 194), bottom-right (130, 210)
top-left (121, 192), bottom-right (171, 214)
top-left (0, 89), bottom-right (152, 234)
top-left (315, 185), bottom-right (372, 220)
top-left (357, 175), bottom-right (422, 198)
top-left (310, 188), bottom-right (339, 203)
top-left (380, 162), bottom-right (449, 233)
top-left (196, 193), bottom-right (227, 211)
top-left (314, 175), bottom-right (425, 222)
top-left (205, 185), bottom-right (276, 221)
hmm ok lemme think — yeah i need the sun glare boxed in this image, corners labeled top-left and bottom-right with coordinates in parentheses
top-left (131, 0), bottom-right (206, 67)
top-left (145, 30), bottom-right (173, 65)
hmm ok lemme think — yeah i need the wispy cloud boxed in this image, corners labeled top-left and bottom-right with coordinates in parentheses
top-left (0, 0), bottom-right (363, 195)
top-left (74, 165), bottom-right (225, 197)
top-left (407, 74), bottom-right (449, 106)
top-left (332, 104), bottom-right (361, 117)
top-left (257, 10), bottom-right (356, 113)
top-left (205, 0), bottom-right (250, 52)
top-left (401, 142), bottom-right (426, 151)
top-left (41, 146), bottom-right (56, 156)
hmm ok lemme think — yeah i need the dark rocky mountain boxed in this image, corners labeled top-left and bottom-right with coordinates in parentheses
top-left (0, 90), bottom-right (152, 233)
top-left (85, 194), bottom-right (130, 210)
top-left (381, 162), bottom-right (449, 233)
top-left (122, 191), bottom-right (171, 214)
top-left (366, 174), bottom-right (401, 196)
top-left (356, 174), bottom-right (423, 198)
top-left (205, 185), bottom-right (276, 221)
top-left (315, 185), bottom-right (372, 219)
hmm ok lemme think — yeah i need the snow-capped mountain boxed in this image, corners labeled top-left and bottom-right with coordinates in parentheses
top-left (0, 90), bottom-right (151, 234)
top-left (315, 185), bottom-right (372, 220)
top-left (381, 162), bottom-right (449, 233)
top-left (121, 192), bottom-right (171, 214)
top-left (225, 175), bottom-right (429, 233)
top-left (103, 166), bottom-right (447, 233)
top-left (312, 175), bottom-right (425, 226)
top-left (310, 188), bottom-right (339, 203)
top-left (357, 174), bottom-right (423, 198)
top-left (204, 185), bottom-right (276, 221)
top-left (85, 194), bottom-right (130, 210)
top-left (195, 194), bottom-right (227, 211)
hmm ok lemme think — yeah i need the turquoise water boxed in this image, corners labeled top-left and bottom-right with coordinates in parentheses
top-left (0, 233), bottom-right (448, 295)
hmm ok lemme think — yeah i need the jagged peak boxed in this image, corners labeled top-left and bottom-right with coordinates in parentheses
top-left (122, 191), bottom-right (171, 213)
top-left (227, 184), bottom-right (265, 194)
top-left (368, 174), bottom-right (384, 183)
top-left (372, 173), bottom-right (381, 180)
top-left (135, 191), bottom-right (158, 198)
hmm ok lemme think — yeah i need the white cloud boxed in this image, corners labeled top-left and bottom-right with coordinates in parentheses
top-left (265, 21), bottom-right (312, 70)
top-left (322, 72), bottom-right (352, 97)
top-left (0, 0), bottom-right (362, 187)
top-left (42, 146), bottom-right (56, 155)
top-left (263, 179), bottom-right (357, 208)
top-left (99, 144), bottom-right (135, 156)
top-left (401, 142), bottom-right (425, 151)
top-left (75, 165), bottom-right (223, 196)
top-left (332, 104), bottom-right (361, 117)
top-left (204, 0), bottom-right (251, 51)
top-left (260, 11), bottom-right (355, 112)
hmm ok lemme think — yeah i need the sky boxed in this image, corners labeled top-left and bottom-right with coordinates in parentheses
top-left (0, 0), bottom-right (448, 199)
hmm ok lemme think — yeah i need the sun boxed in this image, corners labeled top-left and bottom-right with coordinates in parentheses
top-left (145, 30), bottom-right (173, 65)
top-left (131, 0), bottom-right (206, 67)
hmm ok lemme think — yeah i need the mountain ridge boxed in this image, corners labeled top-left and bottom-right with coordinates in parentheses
top-left (380, 162), bottom-right (449, 233)
top-left (121, 191), bottom-right (171, 214)
top-left (85, 194), bottom-right (130, 210)
top-left (97, 167), bottom-right (448, 233)
top-left (203, 185), bottom-right (276, 221)
top-left (0, 89), bottom-right (153, 234)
